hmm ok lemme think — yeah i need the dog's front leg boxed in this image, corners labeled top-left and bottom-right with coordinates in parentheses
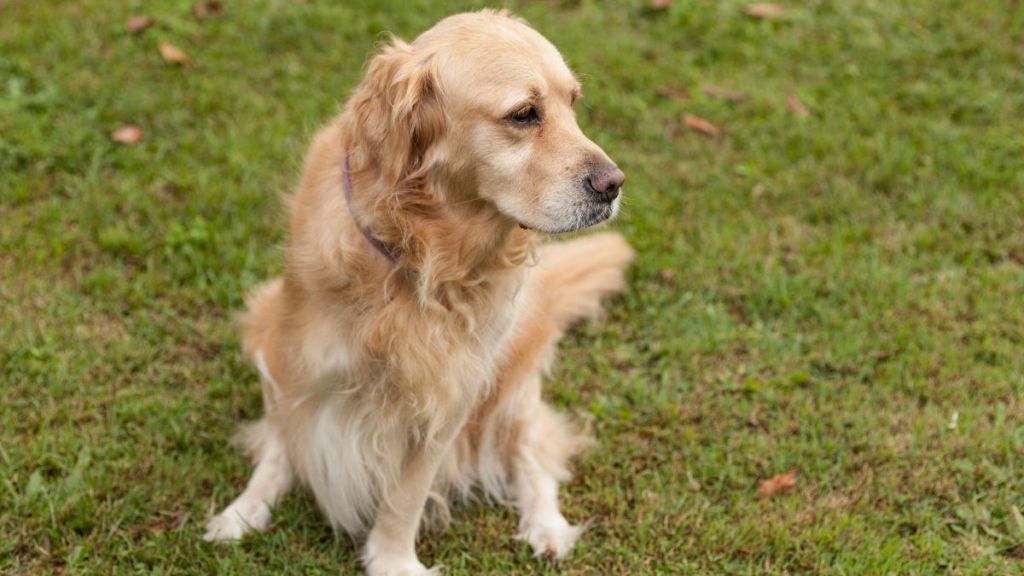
top-left (204, 421), bottom-right (294, 542)
top-left (362, 418), bottom-right (462, 576)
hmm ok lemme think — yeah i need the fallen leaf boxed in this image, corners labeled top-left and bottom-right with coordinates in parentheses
top-left (745, 3), bottom-right (786, 19)
top-left (159, 42), bottom-right (192, 65)
top-left (787, 93), bottom-right (810, 117)
top-left (193, 0), bottom-right (224, 18)
top-left (655, 85), bottom-right (691, 101)
top-left (650, 0), bottom-right (673, 10)
top-left (686, 469), bottom-right (701, 492)
top-left (1011, 505), bottom-right (1024, 539)
top-left (125, 16), bottom-right (155, 34)
top-left (759, 470), bottom-right (798, 499)
top-left (111, 125), bottom-right (144, 145)
top-left (703, 84), bottom-right (745, 103)
top-left (682, 114), bottom-right (721, 137)
top-left (156, 182), bottom-right (183, 201)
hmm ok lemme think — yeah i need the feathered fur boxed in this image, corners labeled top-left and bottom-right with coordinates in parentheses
top-left (203, 10), bottom-right (634, 576)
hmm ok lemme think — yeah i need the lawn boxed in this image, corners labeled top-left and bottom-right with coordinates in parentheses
top-left (3, 0), bottom-right (1024, 574)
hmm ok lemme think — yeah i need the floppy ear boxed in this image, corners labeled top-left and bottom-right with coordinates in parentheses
top-left (350, 37), bottom-right (445, 188)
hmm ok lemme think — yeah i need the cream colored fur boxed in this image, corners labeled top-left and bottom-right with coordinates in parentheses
top-left (203, 10), bottom-right (634, 576)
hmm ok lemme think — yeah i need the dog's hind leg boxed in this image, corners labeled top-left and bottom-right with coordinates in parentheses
top-left (504, 232), bottom-right (633, 558)
top-left (477, 328), bottom-right (590, 559)
top-left (510, 396), bottom-right (590, 559)
top-left (203, 419), bottom-right (294, 541)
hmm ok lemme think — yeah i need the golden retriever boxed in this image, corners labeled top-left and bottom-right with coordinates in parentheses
top-left (203, 10), bottom-right (634, 575)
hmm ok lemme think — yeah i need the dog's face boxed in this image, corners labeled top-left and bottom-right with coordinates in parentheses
top-left (356, 12), bottom-right (623, 234)
top-left (432, 15), bottom-right (624, 234)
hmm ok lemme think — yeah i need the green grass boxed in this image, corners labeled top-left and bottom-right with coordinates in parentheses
top-left (3, 0), bottom-right (1024, 573)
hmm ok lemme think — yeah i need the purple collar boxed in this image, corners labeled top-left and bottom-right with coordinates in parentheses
top-left (343, 156), bottom-right (404, 264)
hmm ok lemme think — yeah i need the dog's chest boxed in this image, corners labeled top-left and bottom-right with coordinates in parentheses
top-left (414, 281), bottom-right (525, 396)
top-left (301, 275), bottom-right (525, 395)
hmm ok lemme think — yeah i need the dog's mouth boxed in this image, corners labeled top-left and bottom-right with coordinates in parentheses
top-left (568, 199), bottom-right (619, 232)
top-left (521, 197), bottom-right (620, 235)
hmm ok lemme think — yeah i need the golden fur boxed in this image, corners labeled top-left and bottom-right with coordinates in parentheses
top-left (203, 10), bottom-right (633, 575)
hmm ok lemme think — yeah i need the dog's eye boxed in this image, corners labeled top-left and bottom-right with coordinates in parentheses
top-left (507, 106), bottom-right (540, 126)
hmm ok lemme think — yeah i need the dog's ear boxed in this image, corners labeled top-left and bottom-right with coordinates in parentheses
top-left (351, 37), bottom-right (445, 187)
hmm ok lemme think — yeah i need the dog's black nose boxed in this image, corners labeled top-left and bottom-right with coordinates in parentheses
top-left (585, 164), bottom-right (625, 203)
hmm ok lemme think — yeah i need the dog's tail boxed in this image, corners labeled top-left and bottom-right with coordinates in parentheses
top-left (534, 232), bottom-right (634, 331)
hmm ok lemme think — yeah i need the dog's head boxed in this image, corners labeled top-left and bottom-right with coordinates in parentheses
top-left (350, 10), bottom-right (623, 234)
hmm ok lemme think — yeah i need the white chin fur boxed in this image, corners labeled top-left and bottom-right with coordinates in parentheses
top-left (530, 195), bottom-right (621, 234)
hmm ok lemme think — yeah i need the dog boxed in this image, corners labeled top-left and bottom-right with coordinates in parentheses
top-left (203, 10), bottom-right (634, 575)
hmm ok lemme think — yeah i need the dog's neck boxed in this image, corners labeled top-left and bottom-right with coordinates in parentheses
top-left (343, 155), bottom-right (404, 264)
top-left (346, 159), bottom-right (534, 309)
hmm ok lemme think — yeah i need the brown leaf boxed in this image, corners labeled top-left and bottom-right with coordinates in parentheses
top-left (655, 85), bottom-right (691, 101)
top-left (125, 16), bottom-right (155, 35)
top-left (650, 0), bottom-right (673, 10)
top-left (787, 93), bottom-right (810, 117)
top-left (193, 0), bottom-right (224, 18)
top-left (702, 84), bottom-right (745, 103)
top-left (111, 125), bottom-right (144, 145)
top-left (759, 470), bottom-right (798, 499)
top-left (682, 114), bottom-right (721, 137)
top-left (159, 42), bottom-right (192, 66)
top-left (745, 3), bottom-right (786, 19)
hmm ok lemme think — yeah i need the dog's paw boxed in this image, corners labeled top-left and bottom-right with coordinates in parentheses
top-left (202, 501), bottom-right (271, 542)
top-left (518, 517), bottom-right (582, 559)
top-left (364, 558), bottom-right (440, 576)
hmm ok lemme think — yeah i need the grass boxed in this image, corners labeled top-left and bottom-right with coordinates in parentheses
top-left (2, 0), bottom-right (1024, 573)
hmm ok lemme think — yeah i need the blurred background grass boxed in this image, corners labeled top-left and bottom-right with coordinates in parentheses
top-left (2, 0), bottom-right (1024, 573)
